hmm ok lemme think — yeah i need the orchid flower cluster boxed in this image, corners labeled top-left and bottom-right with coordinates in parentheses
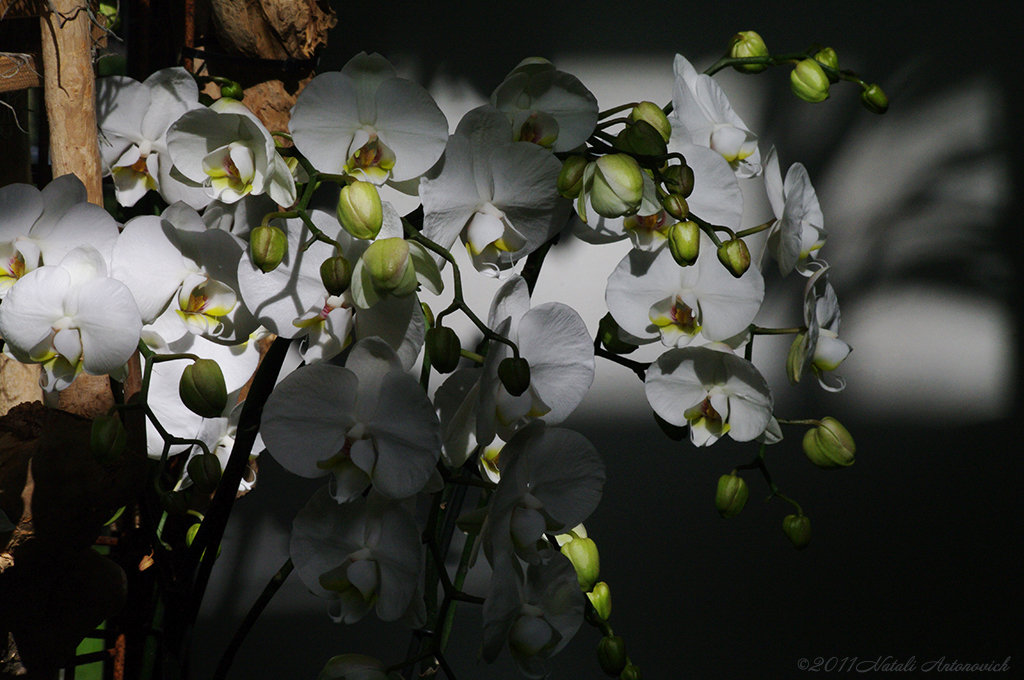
top-left (0, 32), bottom-right (884, 679)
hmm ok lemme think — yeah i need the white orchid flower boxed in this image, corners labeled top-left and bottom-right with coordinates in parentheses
top-left (605, 234), bottom-right (764, 347)
top-left (420, 106), bottom-right (569, 277)
top-left (645, 345), bottom-right (774, 447)
top-left (166, 98), bottom-right (296, 207)
top-left (790, 264), bottom-right (851, 391)
top-left (670, 54), bottom-right (761, 178)
top-left (0, 245), bottom-right (142, 391)
top-left (96, 67), bottom-right (211, 208)
top-left (762, 146), bottom-right (827, 276)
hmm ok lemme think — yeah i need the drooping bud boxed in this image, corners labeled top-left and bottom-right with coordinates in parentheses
top-left (587, 581), bottom-right (612, 621)
top-left (790, 59), bottom-right (830, 103)
top-left (590, 154), bottom-right (644, 219)
top-left (661, 194), bottom-right (689, 221)
top-left (668, 220), bottom-right (701, 267)
top-left (629, 101), bottom-right (672, 143)
top-left (813, 47), bottom-right (840, 82)
top-left (597, 636), bottom-right (628, 677)
top-left (783, 514), bottom-right (811, 549)
top-left (362, 238), bottom-right (417, 296)
top-left (661, 163), bottom-right (694, 198)
top-left (621, 664), bottom-right (642, 680)
top-left (598, 313), bottom-right (638, 354)
top-left (615, 120), bottom-right (668, 157)
top-left (562, 536), bottom-right (600, 591)
top-left (803, 417), bottom-right (856, 468)
top-left (179, 359), bottom-right (228, 419)
top-left (715, 473), bottom-right (749, 518)
top-left (337, 180), bottom-right (383, 240)
top-left (249, 225), bottom-right (288, 273)
top-left (498, 356), bottom-right (531, 397)
top-left (219, 80), bottom-right (244, 101)
top-left (716, 238), bottom-right (751, 277)
top-left (728, 31), bottom-right (769, 73)
top-left (187, 453), bottom-right (223, 494)
top-left (860, 84), bottom-right (889, 114)
top-left (90, 414), bottom-right (128, 465)
top-left (319, 255), bottom-right (353, 296)
top-left (425, 326), bottom-right (462, 374)
top-left (558, 155), bottom-right (588, 198)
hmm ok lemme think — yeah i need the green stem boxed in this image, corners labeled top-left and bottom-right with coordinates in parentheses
top-left (735, 219), bottom-right (776, 239)
top-left (751, 325), bottom-right (806, 335)
top-left (598, 102), bottom-right (638, 119)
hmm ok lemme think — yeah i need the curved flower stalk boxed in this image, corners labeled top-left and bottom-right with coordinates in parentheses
top-left (670, 54), bottom-right (761, 178)
top-left (645, 345), bottom-right (774, 447)
top-left (166, 98), bottom-right (297, 208)
top-left (420, 106), bottom-right (570, 277)
top-left (490, 57), bottom-right (599, 152)
top-left (606, 235), bottom-right (764, 347)
top-left (0, 175), bottom-right (120, 298)
top-left (261, 338), bottom-right (441, 503)
top-left (290, 488), bottom-right (423, 624)
top-left (0, 246), bottom-right (142, 391)
top-left (111, 203), bottom-right (257, 345)
top-left (289, 52), bottom-right (448, 188)
top-left (789, 264), bottom-right (851, 391)
top-left (762, 146), bottom-right (827, 276)
top-left (96, 67), bottom-right (210, 207)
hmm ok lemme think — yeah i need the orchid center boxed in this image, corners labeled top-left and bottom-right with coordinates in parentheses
top-left (512, 110), bottom-right (559, 149)
top-left (202, 142), bottom-right (256, 198)
top-left (345, 130), bottom-right (396, 184)
top-left (624, 210), bottom-right (670, 236)
top-left (176, 275), bottom-right (238, 335)
top-left (709, 123), bottom-right (755, 164)
top-left (650, 295), bottom-right (701, 346)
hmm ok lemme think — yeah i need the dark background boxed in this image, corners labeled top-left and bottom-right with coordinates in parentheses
top-left (191, 2), bottom-right (1022, 679)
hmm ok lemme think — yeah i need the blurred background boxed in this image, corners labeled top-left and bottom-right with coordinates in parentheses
top-left (173, 2), bottom-right (1021, 677)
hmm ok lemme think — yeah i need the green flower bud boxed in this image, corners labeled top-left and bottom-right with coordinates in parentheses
top-left (787, 332), bottom-right (810, 385)
top-left (860, 84), bottom-right (889, 114)
top-left (614, 120), bottom-right (668, 158)
top-left (219, 80), bottom-right (244, 101)
top-left (98, 1), bottom-right (120, 32)
top-left (320, 255), bottom-right (353, 296)
top-left (661, 194), bottom-right (689, 221)
top-left (362, 238), bottom-right (417, 296)
top-left (590, 154), bottom-right (644, 219)
top-left (814, 47), bottom-right (840, 83)
top-left (661, 163), bottom-right (694, 198)
top-left (715, 473), bottom-right (749, 518)
top-left (558, 155), bottom-right (588, 198)
top-left (729, 31), bottom-right (769, 73)
top-left (621, 664), bottom-right (642, 680)
top-left (783, 514), bottom-right (811, 550)
top-left (187, 453), bottom-right (223, 494)
top-left (338, 180), bottom-right (383, 240)
top-left (249, 225), bottom-right (288, 273)
top-left (587, 581), bottom-right (612, 621)
top-left (160, 490), bottom-right (190, 515)
top-left (90, 414), bottom-right (127, 465)
top-left (598, 313), bottom-right (638, 354)
top-left (790, 59), bottom-right (830, 103)
top-left (562, 536), bottom-right (600, 591)
top-left (803, 417), bottom-right (856, 468)
top-left (597, 636), bottom-right (628, 677)
top-left (716, 238), bottom-right (751, 277)
top-left (421, 302), bottom-right (435, 328)
top-left (425, 326), bottom-right (462, 374)
top-left (179, 359), bottom-right (228, 419)
top-left (668, 220), bottom-right (701, 267)
top-left (629, 101), bottom-right (672, 143)
top-left (498, 356), bottom-right (531, 397)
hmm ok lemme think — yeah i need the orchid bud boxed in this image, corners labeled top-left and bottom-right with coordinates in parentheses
top-left (90, 414), bottom-right (128, 465)
top-left (814, 47), bottom-right (840, 82)
top-left (598, 313), bottom-right (638, 354)
top-left (249, 225), bottom-right (287, 273)
top-left (338, 180), bottom-right (383, 240)
top-left (716, 238), bottom-right (751, 277)
top-left (319, 255), bottom-right (353, 296)
top-left (791, 59), bottom-right (830, 103)
top-left (668, 220), bottom-right (701, 267)
top-left (615, 120), bottom-right (668, 157)
top-left (629, 101), bottom-right (672, 142)
top-left (783, 514), bottom-right (811, 549)
top-left (179, 359), bottom-right (228, 419)
top-left (558, 155), bottom-right (588, 198)
top-left (861, 84), bottom-right (889, 114)
top-left (219, 80), bottom-right (244, 100)
top-left (425, 326), bottom-right (461, 374)
top-left (498, 356), bottom-right (531, 397)
top-left (661, 163), bottom-right (694, 198)
top-left (621, 664), bottom-right (643, 680)
top-left (160, 490), bottom-right (189, 515)
top-left (587, 581), bottom-right (612, 621)
top-left (562, 536), bottom-right (600, 591)
top-left (318, 655), bottom-right (392, 680)
top-left (728, 31), bottom-right (769, 73)
top-left (187, 453), bottom-right (223, 494)
top-left (662, 193), bottom-right (689, 221)
top-left (598, 636), bottom-right (628, 676)
top-left (715, 473), bottom-right (749, 518)
top-left (803, 417), bottom-right (856, 468)
top-left (590, 154), bottom-right (644, 219)
top-left (421, 302), bottom-right (435, 328)
top-left (362, 238), bottom-right (417, 297)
